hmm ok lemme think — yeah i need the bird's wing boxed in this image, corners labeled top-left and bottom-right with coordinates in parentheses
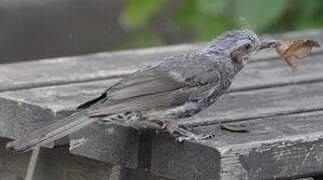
top-left (107, 67), bottom-right (186, 101)
top-left (87, 57), bottom-right (222, 117)
top-left (77, 64), bottom-right (186, 109)
top-left (86, 66), bottom-right (189, 116)
top-left (88, 88), bottom-right (193, 117)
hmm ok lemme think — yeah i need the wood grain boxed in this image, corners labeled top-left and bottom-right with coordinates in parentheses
top-left (1, 29), bottom-right (323, 179)
top-left (1, 52), bottom-right (323, 168)
top-left (152, 111), bottom-right (323, 180)
top-left (0, 29), bottom-right (322, 92)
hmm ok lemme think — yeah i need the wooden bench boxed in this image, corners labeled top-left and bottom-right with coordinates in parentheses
top-left (1, 29), bottom-right (323, 180)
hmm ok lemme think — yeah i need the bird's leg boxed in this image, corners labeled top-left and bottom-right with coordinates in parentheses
top-left (141, 110), bottom-right (179, 133)
top-left (148, 118), bottom-right (215, 142)
top-left (175, 127), bottom-right (215, 142)
top-left (160, 119), bottom-right (178, 134)
top-left (142, 107), bottom-right (215, 140)
top-left (146, 118), bottom-right (177, 133)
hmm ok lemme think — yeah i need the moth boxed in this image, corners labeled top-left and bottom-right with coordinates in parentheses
top-left (274, 40), bottom-right (320, 72)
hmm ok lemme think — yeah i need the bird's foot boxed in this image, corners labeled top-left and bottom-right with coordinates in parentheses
top-left (160, 119), bottom-right (178, 134)
top-left (156, 120), bottom-right (215, 142)
top-left (175, 127), bottom-right (215, 143)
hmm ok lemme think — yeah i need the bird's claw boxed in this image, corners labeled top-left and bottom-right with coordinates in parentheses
top-left (175, 127), bottom-right (215, 143)
top-left (160, 120), bottom-right (178, 134)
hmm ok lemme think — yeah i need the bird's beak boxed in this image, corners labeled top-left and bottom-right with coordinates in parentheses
top-left (257, 39), bottom-right (277, 51)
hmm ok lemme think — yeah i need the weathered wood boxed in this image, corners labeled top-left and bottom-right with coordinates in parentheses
top-left (0, 79), bottom-right (117, 139)
top-left (69, 123), bottom-right (153, 169)
top-left (300, 178), bottom-right (314, 180)
top-left (180, 80), bottom-right (323, 126)
top-left (25, 148), bottom-right (40, 180)
top-left (116, 166), bottom-right (172, 180)
top-left (30, 146), bottom-right (170, 180)
top-left (0, 142), bottom-right (168, 180)
top-left (69, 80), bottom-right (323, 168)
top-left (0, 29), bottom-right (322, 92)
top-left (1, 51), bottom-right (323, 168)
top-left (312, 175), bottom-right (323, 180)
top-left (152, 111), bottom-right (323, 180)
top-left (1, 29), bottom-right (323, 179)
top-left (0, 138), bottom-right (31, 180)
top-left (0, 44), bottom-right (195, 92)
top-left (0, 79), bottom-right (151, 168)
top-left (31, 146), bottom-right (112, 180)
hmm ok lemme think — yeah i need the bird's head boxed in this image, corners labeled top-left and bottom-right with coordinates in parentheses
top-left (201, 29), bottom-right (275, 71)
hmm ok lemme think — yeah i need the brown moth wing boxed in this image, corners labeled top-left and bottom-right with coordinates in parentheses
top-left (275, 40), bottom-right (320, 72)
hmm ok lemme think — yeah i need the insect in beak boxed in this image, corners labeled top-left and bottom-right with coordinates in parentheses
top-left (258, 39), bottom-right (277, 51)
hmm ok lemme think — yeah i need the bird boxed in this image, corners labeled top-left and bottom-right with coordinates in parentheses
top-left (6, 29), bottom-right (274, 152)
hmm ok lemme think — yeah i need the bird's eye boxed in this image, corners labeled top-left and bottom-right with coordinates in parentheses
top-left (244, 44), bottom-right (252, 50)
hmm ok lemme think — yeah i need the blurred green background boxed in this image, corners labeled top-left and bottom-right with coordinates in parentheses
top-left (1, 0), bottom-right (323, 62)
top-left (119, 0), bottom-right (323, 49)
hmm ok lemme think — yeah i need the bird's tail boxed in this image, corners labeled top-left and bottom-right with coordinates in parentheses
top-left (6, 110), bottom-right (98, 152)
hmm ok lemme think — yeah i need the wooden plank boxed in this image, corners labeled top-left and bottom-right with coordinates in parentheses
top-left (70, 81), bottom-right (323, 168)
top-left (313, 176), bottom-right (323, 180)
top-left (0, 44), bottom-right (196, 92)
top-left (0, 79), bottom-right (151, 168)
top-left (69, 123), bottom-right (152, 169)
top-left (1, 29), bottom-right (322, 172)
top-left (69, 71), bottom-right (323, 168)
top-left (25, 147), bottom-right (40, 180)
top-left (298, 178), bottom-right (314, 180)
top-left (1, 80), bottom-right (321, 170)
top-left (1, 52), bottom-right (322, 132)
top-left (180, 79), bottom-right (323, 127)
top-left (0, 138), bottom-right (31, 180)
top-left (30, 146), bottom-right (171, 180)
top-left (1, 54), bottom-right (323, 168)
top-left (0, 79), bottom-right (118, 140)
top-left (151, 111), bottom-right (323, 180)
top-left (32, 146), bottom-right (113, 180)
top-left (116, 167), bottom-right (172, 180)
top-left (0, 29), bottom-right (322, 92)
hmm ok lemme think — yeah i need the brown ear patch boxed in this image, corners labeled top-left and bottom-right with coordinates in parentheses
top-left (230, 48), bottom-right (244, 71)
top-left (230, 48), bottom-right (242, 63)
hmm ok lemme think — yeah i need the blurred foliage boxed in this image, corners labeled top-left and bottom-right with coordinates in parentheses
top-left (120, 0), bottom-right (323, 48)
top-left (121, 0), bottom-right (167, 28)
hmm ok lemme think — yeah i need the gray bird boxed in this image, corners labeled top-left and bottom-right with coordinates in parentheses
top-left (7, 29), bottom-right (274, 152)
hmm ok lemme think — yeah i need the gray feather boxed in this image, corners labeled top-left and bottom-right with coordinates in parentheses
top-left (7, 110), bottom-right (99, 152)
top-left (88, 88), bottom-right (193, 117)
top-left (108, 69), bottom-right (185, 100)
